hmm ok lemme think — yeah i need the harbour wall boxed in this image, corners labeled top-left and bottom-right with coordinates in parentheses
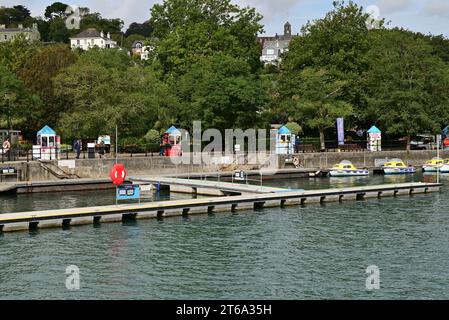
top-left (2, 150), bottom-right (449, 182)
top-left (279, 150), bottom-right (449, 169)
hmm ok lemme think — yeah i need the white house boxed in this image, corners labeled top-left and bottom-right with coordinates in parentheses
top-left (131, 40), bottom-right (153, 61)
top-left (70, 28), bottom-right (117, 50)
top-left (258, 22), bottom-right (296, 65)
top-left (0, 23), bottom-right (40, 42)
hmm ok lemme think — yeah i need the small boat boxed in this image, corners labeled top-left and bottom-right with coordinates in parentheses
top-left (382, 159), bottom-right (416, 175)
top-left (329, 161), bottom-right (369, 177)
top-left (422, 157), bottom-right (444, 172)
top-left (440, 159), bottom-right (449, 173)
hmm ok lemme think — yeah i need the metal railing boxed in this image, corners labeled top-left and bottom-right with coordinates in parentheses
top-left (1, 139), bottom-right (445, 163)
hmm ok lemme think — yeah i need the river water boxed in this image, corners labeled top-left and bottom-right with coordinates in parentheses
top-left (1, 174), bottom-right (448, 300)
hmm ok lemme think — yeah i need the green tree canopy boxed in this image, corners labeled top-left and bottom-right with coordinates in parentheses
top-left (52, 50), bottom-right (178, 140)
top-left (280, 0), bottom-right (375, 129)
top-left (150, 0), bottom-right (263, 76)
top-left (18, 44), bottom-right (77, 129)
top-left (0, 5), bottom-right (34, 26)
top-left (176, 53), bottom-right (268, 132)
top-left (44, 2), bottom-right (68, 19)
top-left (0, 63), bottom-right (38, 133)
top-left (364, 29), bottom-right (449, 148)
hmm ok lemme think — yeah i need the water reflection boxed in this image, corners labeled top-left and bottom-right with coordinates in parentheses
top-left (0, 175), bottom-right (447, 299)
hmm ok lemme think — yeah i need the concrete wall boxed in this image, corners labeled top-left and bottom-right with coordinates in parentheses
top-left (3, 156), bottom-right (221, 181)
top-left (2, 150), bottom-right (449, 182)
top-left (70, 157), bottom-right (221, 179)
top-left (280, 150), bottom-right (449, 169)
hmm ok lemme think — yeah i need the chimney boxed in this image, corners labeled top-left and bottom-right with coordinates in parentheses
top-left (100, 30), bottom-right (104, 38)
top-left (18, 23), bottom-right (23, 29)
top-left (107, 32), bottom-right (111, 39)
top-left (32, 23), bottom-right (37, 30)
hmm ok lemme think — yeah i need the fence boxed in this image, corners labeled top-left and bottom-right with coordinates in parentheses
top-left (0, 139), bottom-right (436, 163)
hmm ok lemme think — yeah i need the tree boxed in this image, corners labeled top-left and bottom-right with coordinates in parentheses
top-left (18, 44), bottom-right (77, 128)
top-left (0, 36), bottom-right (41, 74)
top-left (285, 122), bottom-right (303, 136)
top-left (176, 53), bottom-right (268, 132)
top-left (281, 1), bottom-right (376, 128)
top-left (284, 68), bottom-right (353, 151)
top-left (150, 0), bottom-right (263, 76)
top-left (125, 21), bottom-right (153, 37)
top-left (0, 5), bottom-right (34, 25)
top-left (44, 2), bottom-right (68, 19)
top-left (52, 50), bottom-right (177, 140)
top-left (364, 29), bottom-right (449, 149)
top-left (0, 63), bottom-right (37, 133)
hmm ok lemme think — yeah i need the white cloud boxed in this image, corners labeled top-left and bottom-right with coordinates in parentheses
top-left (377, 0), bottom-right (413, 14)
top-left (423, 0), bottom-right (449, 18)
top-left (235, 0), bottom-right (306, 19)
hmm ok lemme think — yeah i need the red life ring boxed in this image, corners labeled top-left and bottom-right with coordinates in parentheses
top-left (110, 163), bottom-right (126, 186)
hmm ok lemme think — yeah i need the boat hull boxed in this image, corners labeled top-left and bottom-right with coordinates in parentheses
top-left (441, 165), bottom-right (449, 174)
top-left (423, 166), bottom-right (442, 173)
top-left (329, 170), bottom-right (369, 177)
top-left (383, 167), bottom-right (416, 175)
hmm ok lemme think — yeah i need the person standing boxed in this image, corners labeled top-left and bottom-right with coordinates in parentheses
top-left (443, 137), bottom-right (449, 150)
top-left (2, 137), bottom-right (11, 161)
top-left (74, 139), bottom-right (81, 159)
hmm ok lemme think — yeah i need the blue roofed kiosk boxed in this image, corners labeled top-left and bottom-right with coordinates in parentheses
top-left (33, 125), bottom-right (60, 160)
top-left (162, 126), bottom-right (182, 157)
top-left (276, 126), bottom-right (296, 155)
top-left (367, 126), bottom-right (381, 152)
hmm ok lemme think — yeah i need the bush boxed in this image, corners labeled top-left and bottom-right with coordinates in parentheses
top-left (285, 122), bottom-right (303, 135)
top-left (119, 137), bottom-right (161, 153)
top-left (144, 129), bottom-right (161, 144)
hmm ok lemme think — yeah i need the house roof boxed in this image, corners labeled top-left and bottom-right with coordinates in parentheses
top-left (0, 28), bottom-right (37, 33)
top-left (71, 28), bottom-right (110, 40)
top-left (37, 125), bottom-right (56, 136)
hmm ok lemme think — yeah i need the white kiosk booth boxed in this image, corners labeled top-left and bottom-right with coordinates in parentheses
top-left (367, 126), bottom-right (382, 152)
top-left (33, 125), bottom-right (60, 160)
top-left (276, 126), bottom-right (296, 155)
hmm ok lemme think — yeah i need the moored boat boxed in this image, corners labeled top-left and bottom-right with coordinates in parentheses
top-left (382, 159), bottom-right (416, 175)
top-left (422, 157), bottom-right (444, 172)
top-left (440, 159), bottom-right (449, 173)
top-left (329, 161), bottom-right (369, 177)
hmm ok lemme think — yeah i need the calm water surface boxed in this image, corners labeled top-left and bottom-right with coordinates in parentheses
top-left (1, 174), bottom-right (449, 299)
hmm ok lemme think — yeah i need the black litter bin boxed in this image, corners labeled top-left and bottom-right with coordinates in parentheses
top-left (87, 143), bottom-right (95, 159)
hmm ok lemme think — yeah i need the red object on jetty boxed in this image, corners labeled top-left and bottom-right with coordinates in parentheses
top-left (110, 163), bottom-right (126, 186)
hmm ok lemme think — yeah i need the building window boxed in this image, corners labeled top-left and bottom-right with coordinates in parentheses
top-left (77, 40), bottom-right (80, 45)
top-left (266, 49), bottom-right (275, 55)
top-left (4, 35), bottom-right (7, 40)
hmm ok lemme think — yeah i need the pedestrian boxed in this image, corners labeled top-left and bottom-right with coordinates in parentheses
top-left (74, 139), bottom-right (81, 159)
top-left (295, 137), bottom-right (301, 153)
top-left (444, 137), bottom-right (449, 150)
top-left (2, 137), bottom-right (11, 161)
top-left (98, 140), bottom-right (105, 158)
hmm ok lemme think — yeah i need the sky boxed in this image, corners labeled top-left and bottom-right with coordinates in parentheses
top-left (1, 0), bottom-right (448, 37)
